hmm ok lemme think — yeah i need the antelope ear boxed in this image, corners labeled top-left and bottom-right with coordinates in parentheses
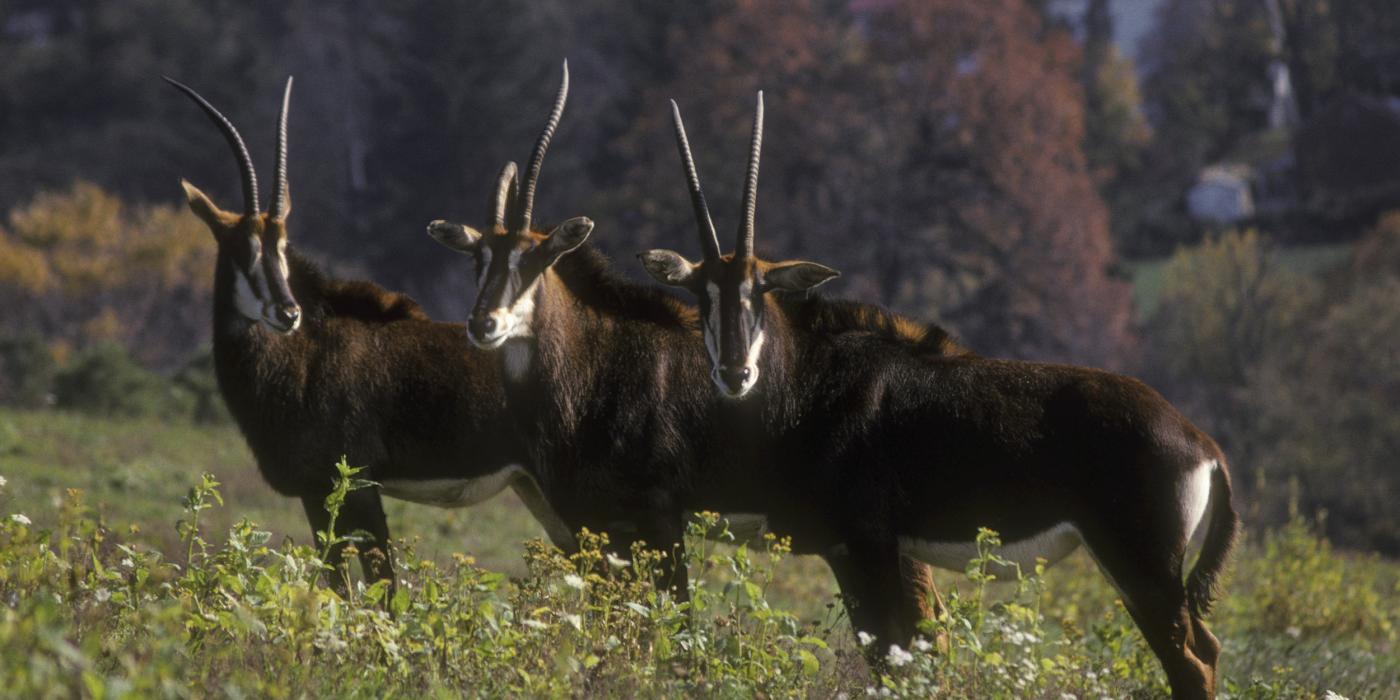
top-left (427, 220), bottom-right (482, 253)
top-left (541, 216), bottom-right (593, 260)
top-left (181, 179), bottom-right (241, 232)
top-left (638, 249), bottom-right (699, 287)
top-left (762, 260), bottom-right (840, 293)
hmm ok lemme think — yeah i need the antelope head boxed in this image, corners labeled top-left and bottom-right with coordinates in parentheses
top-left (428, 61), bottom-right (593, 349)
top-left (168, 76), bottom-right (301, 334)
top-left (640, 94), bottom-right (839, 398)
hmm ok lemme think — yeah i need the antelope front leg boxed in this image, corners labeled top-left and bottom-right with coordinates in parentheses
top-left (625, 510), bottom-right (690, 604)
top-left (825, 541), bottom-right (913, 670)
top-left (301, 484), bottom-right (394, 596)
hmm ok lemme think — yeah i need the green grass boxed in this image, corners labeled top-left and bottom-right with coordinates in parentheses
top-left (2, 408), bottom-right (1397, 697)
top-left (1127, 242), bottom-right (1352, 319)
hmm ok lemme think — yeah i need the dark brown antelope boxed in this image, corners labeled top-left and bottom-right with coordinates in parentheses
top-left (640, 94), bottom-right (1240, 700)
top-left (426, 63), bottom-right (942, 626)
top-left (167, 76), bottom-right (568, 591)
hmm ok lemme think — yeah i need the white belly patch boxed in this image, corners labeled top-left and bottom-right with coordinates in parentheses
top-left (899, 522), bottom-right (1082, 577)
top-left (720, 513), bottom-right (770, 544)
top-left (380, 466), bottom-right (576, 551)
top-left (380, 467), bottom-right (525, 508)
top-left (689, 512), bottom-right (770, 545)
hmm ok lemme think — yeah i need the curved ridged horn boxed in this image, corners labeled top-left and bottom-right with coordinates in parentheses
top-left (670, 100), bottom-right (722, 263)
top-left (516, 59), bottom-right (569, 233)
top-left (163, 76), bottom-right (260, 218)
top-left (269, 76), bottom-right (293, 222)
top-left (737, 91), bottom-right (764, 260)
top-left (492, 161), bottom-right (519, 231)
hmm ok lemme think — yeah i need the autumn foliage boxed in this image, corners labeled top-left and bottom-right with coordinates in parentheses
top-left (615, 0), bottom-right (1130, 366)
top-left (0, 182), bottom-right (212, 368)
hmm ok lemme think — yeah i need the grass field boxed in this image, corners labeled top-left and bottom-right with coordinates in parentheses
top-left (2, 408), bottom-right (1398, 697)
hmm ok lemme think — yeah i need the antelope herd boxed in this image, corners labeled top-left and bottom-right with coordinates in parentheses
top-left (168, 61), bottom-right (1239, 699)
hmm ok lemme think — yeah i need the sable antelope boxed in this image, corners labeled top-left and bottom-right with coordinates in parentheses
top-left (167, 77), bottom-right (567, 591)
top-left (640, 94), bottom-right (1240, 700)
top-left (426, 63), bottom-right (941, 625)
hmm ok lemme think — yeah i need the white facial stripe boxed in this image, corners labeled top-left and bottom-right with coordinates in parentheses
top-left (275, 238), bottom-right (290, 280)
top-left (508, 248), bottom-right (523, 271)
top-left (745, 330), bottom-right (765, 370)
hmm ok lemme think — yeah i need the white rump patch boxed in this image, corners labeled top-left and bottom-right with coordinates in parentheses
top-left (1181, 460), bottom-right (1215, 541)
top-left (899, 522), bottom-right (1082, 577)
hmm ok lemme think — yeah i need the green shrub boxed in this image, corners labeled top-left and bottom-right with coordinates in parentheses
top-left (0, 334), bottom-right (55, 408)
top-left (1, 465), bottom-right (1394, 697)
top-left (172, 348), bottom-right (229, 424)
top-left (51, 342), bottom-right (193, 419)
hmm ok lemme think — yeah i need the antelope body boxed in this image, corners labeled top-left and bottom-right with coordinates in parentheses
top-left (428, 64), bottom-right (941, 623)
top-left (168, 77), bottom-right (562, 588)
top-left (641, 94), bottom-right (1240, 700)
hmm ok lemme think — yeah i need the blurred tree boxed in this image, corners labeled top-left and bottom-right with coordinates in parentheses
top-left (0, 182), bottom-right (213, 368)
top-left (1144, 222), bottom-right (1400, 553)
top-left (0, 333), bottom-right (56, 408)
top-left (1127, 0), bottom-right (1275, 254)
top-left (52, 340), bottom-right (193, 419)
top-left (0, 0), bottom-right (278, 214)
top-left (1242, 216), bottom-right (1400, 553)
top-left (1142, 229), bottom-right (1317, 510)
top-left (1148, 229), bottom-right (1315, 389)
top-left (1079, 0), bottom-right (1152, 256)
top-left (610, 0), bottom-right (1131, 366)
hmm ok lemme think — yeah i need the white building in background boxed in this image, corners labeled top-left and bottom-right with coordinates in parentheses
top-left (1187, 165), bottom-right (1256, 226)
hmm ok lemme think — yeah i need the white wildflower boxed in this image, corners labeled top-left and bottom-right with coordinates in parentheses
top-left (120, 557), bottom-right (134, 569)
top-left (94, 588), bottom-right (111, 602)
top-left (887, 643), bottom-right (914, 667)
top-left (523, 618), bottom-right (548, 630)
top-left (0, 475), bottom-right (8, 488)
top-left (1286, 625), bottom-right (1301, 639)
top-left (605, 552), bottom-right (630, 570)
top-left (1323, 692), bottom-right (1351, 700)
top-left (1059, 694), bottom-right (1078, 700)
top-left (913, 637), bottom-right (932, 652)
top-left (9, 513), bottom-right (30, 526)
top-left (563, 613), bottom-right (583, 631)
top-left (856, 630), bottom-right (876, 647)
top-left (563, 574), bottom-right (586, 590)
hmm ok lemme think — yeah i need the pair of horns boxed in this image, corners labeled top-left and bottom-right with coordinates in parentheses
top-left (165, 75), bottom-right (293, 221)
top-left (671, 91), bottom-right (763, 262)
top-left (492, 60), bottom-right (570, 233)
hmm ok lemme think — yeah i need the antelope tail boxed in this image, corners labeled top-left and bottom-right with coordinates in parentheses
top-left (1185, 461), bottom-right (1240, 618)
